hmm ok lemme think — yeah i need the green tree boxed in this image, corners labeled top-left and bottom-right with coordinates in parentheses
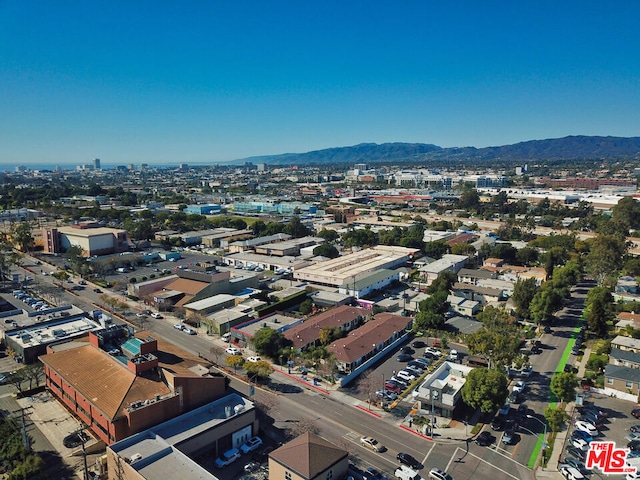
top-left (611, 196), bottom-right (640, 230)
top-left (283, 216), bottom-right (311, 238)
top-left (413, 290), bottom-right (450, 331)
top-left (0, 232), bottom-right (22, 288)
top-left (317, 229), bottom-right (340, 243)
top-left (544, 407), bottom-right (569, 433)
top-left (423, 240), bottom-right (449, 260)
top-left (11, 221), bottom-right (35, 253)
top-left (550, 372), bottom-right (578, 402)
top-left (251, 327), bottom-right (289, 358)
top-left (226, 355), bottom-right (245, 372)
top-left (318, 326), bottom-right (342, 345)
top-left (313, 243), bottom-right (339, 259)
top-left (299, 299), bottom-right (313, 315)
top-left (585, 234), bottom-right (627, 285)
top-left (529, 282), bottom-right (564, 325)
top-left (64, 244), bottom-right (87, 274)
top-left (512, 278), bottom-right (539, 320)
top-left (426, 270), bottom-right (456, 295)
top-left (461, 368), bottom-right (509, 413)
top-left (584, 286), bottom-right (614, 337)
top-left (244, 360), bottom-right (274, 380)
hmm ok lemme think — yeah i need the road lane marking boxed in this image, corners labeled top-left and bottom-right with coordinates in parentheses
top-left (447, 447), bottom-right (521, 480)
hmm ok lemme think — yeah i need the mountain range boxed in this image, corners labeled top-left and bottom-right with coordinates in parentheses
top-left (236, 135), bottom-right (640, 166)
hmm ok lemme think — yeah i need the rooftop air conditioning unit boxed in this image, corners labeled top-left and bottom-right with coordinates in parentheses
top-left (129, 453), bottom-right (143, 463)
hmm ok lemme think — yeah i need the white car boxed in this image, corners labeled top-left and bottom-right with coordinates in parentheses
top-left (560, 465), bottom-right (585, 480)
top-left (513, 381), bottom-right (526, 393)
top-left (174, 324), bottom-right (184, 330)
top-left (360, 436), bottom-right (385, 452)
top-left (574, 421), bottom-right (599, 436)
top-left (150, 312), bottom-right (162, 319)
top-left (240, 436), bottom-right (263, 454)
top-left (428, 468), bottom-right (454, 480)
top-left (247, 356), bottom-right (262, 363)
top-left (396, 370), bottom-right (416, 382)
top-left (226, 347), bottom-right (240, 355)
top-left (183, 327), bottom-right (196, 335)
top-left (424, 347), bottom-right (442, 357)
top-left (215, 448), bottom-right (241, 468)
top-left (626, 472), bottom-right (640, 480)
top-left (569, 437), bottom-right (589, 450)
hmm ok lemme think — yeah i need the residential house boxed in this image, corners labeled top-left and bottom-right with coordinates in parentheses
top-left (412, 361), bottom-right (475, 419)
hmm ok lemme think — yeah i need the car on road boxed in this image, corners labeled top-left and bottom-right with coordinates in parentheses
top-left (428, 468), bottom-right (454, 480)
top-left (397, 452), bottom-right (422, 470)
top-left (360, 436), bottom-right (385, 452)
top-left (247, 356), bottom-right (262, 363)
top-left (396, 353), bottom-right (413, 362)
top-left (183, 327), bottom-right (196, 335)
top-left (93, 288), bottom-right (102, 293)
top-left (226, 347), bottom-right (240, 355)
top-left (215, 448), bottom-right (241, 468)
top-left (150, 312), bottom-right (163, 319)
top-left (475, 431), bottom-right (494, 446)
top-left (240, 436), bottom-right (263, 454)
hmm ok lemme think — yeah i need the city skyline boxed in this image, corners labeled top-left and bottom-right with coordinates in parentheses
top-left (1, 1), bottom-right (639, 165)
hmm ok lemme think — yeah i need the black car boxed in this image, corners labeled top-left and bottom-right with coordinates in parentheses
top-left (502, 430), bottom-right (516, 445)
top-left (632, 408), bottom-right (640, 419)
top-left (413, 357), bottom-right (430, 367)
top-left (396, 353), bottom-right (413, 362)
top-left (490, 417), bottom-right (505, 431)
top-left (543, 325), bottom-right (552, 334)
top-left (566, 446), bottom-right (586, 461)
top-left (363, 468), bottom-right (384, 480)
top-left (475, 431), bottom-right (494, 446)
top-left (530, 346), bottom-right (541, 354)
top-left (564, 364), bottom-right (574, 373)
top-left (397, 452), bottom-right (422, 470)
top-left (63, 431), bottom-right (89, 448)
top-left (401, 346), bottom-right (414, 354)
top-left (628, 440), bottom-right (640, 451)
top-left (408, 360), bottom-right (426, 371)
top-left (412, 340), bottom-right (426, 348)
top-left (517, 404), bottom-right (528, 416)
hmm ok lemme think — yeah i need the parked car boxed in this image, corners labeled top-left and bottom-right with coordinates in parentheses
top-left (630, 425), bottom-right (640, 434)
top-left (93, 288), bottom-right (102, 293)
top-left (513, 381), bottom-right (526, 393)
top-left (560, 465), bottom-right (586, 480)
top-left (244, 461), bottom-right (261, 473)
top-left (397, 452), bottom-right (422, 470)
top-left (475, 431), bottom-right (494, 446)
top-left (574, 421), bottom-right (599, 436)
top-left (629, 440), bottom-right (640, 451)
top-left (174, 324), bottom-right (184, 330)
top-left (428, 468), bottom-right (454, 480)
top-left (384, 382), bottom-right (401, 394)
top-left (413, 357), bottom-right (430, 367)
top-left (559, 457), bottom-right (586, 473)
top-left (632, 408), bottom-right (640, 419)
top-left (183, 327), bottom-right (196, 335)
top-left (424, 347), bottom-right (442, 358)
top-left (499, 403), bottom-right (510, 416)
top-left (240, 436), bottom-right (263, 454)
top-left (568, 437), bottom-right (589, 450)
top-left (626, 432), bottom-right (640, 442)
top-left (247, 356), bottom-right (262, 363)
top-left (150, 312), bottom-right (162, 319)
top-left (571, 429), bottom-right (593, 443)
top-left (215, 448), bottom-right (241, 468)
top-left (396, 353), bottom-right (413, 362)
top-left (226, 347), bottom-right (241, 355)
top-left (360, 436), bottom-right (385, 452)
top-left (502, 430), bottom-right (516, 445)
top-left (63, 431), bottom-right (89, 448)
top-left (397, 370), bottom-right (417, 382)
top-left (412, 340), bottom-right (426, 348)
top-left (490, 417), bottom-right (505, 431)
top-left (566, 446), bottom-right (586, 461)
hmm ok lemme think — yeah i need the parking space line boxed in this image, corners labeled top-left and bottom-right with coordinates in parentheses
top-left (421, 442), bottom-right (436, 467)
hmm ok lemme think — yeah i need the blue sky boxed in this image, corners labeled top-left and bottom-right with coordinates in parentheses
top-left (1, 1), bottom-right (639, 165)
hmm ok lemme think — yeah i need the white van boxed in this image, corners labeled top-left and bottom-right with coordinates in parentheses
top-left (221, 333), bottom-right (231, 342)
top-left (395, 465), bottom-right (422, 480)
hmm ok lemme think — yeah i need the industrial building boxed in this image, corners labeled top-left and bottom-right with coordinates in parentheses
top-left (43, 224), bottom-right (128, 256)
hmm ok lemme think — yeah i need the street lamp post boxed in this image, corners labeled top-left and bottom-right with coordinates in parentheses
top-left (431, 390), bottom-right (439, 435)
top-left (526, 415), bottom-right (548, 469)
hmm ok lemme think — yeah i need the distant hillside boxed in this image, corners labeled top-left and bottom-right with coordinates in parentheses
top-left (236, 136), bottom-right (640, 166)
